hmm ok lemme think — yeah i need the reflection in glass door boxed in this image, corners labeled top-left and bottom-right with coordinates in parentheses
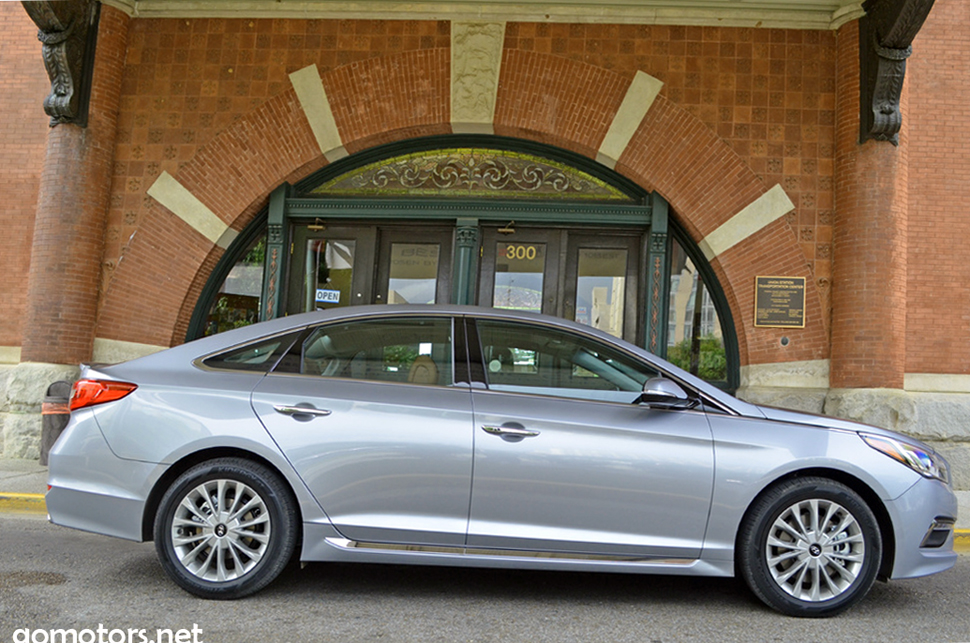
top-left (574, 247), bottom-right (629, 338)
top-left (479, 228), bottom-right (561, 316)
top-left (494, 242), bottom-right (547, 312)
top-left (479, 227), bottom-right (644, 344)
top-left (377, 227), bottom-right (454, 306)
top-left (386, 243), bottom-right (441, 304)
top-left (304, 238), bottom-right (356, 311)
top-left (565, 235), bottom-right (641, 344)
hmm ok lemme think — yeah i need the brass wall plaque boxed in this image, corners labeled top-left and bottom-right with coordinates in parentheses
top-left (755, 276), bottom-right (806, 328)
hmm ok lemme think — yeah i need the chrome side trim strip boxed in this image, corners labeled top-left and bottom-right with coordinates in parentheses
top-left (324, 537), bottom-right (695, 565)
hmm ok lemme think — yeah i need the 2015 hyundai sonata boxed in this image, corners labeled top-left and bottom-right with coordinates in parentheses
top-left (47, 305), bottom-right (957, 617)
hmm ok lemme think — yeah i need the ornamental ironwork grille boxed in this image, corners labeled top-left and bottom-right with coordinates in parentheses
top-left (308, 148), bottom-right (636, 202)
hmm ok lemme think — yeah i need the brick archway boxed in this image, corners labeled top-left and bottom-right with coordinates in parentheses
top-left (96, 48), bottom-right (826, 368)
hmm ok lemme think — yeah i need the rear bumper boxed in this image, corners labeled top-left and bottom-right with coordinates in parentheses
top-left (887, 476), bottom-right (959, 579)
top-left (46, 411), bottom-right (158, 542)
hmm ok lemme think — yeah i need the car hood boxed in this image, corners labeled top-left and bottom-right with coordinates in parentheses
top-left (753, 403), bottom-right (934, 448)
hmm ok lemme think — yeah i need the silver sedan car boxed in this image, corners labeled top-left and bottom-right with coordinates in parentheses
top-left (47, 305), bottom-right (957, 617)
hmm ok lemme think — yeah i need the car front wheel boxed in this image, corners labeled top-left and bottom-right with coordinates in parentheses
top-left (154, 458), bottom-right (298, 599)
top-left (738, 477), bottom-right (882, 617)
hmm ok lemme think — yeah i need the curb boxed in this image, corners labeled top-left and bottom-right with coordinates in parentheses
top-left (956, 530), bottom-right (970, 552)
top-left (0, 493), bottom-right (46, 514)
top-left (0, 492), bottom-right (969, 551)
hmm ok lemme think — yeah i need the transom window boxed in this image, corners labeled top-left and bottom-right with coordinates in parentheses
top-left (309, 148), bottom-right (637, 202)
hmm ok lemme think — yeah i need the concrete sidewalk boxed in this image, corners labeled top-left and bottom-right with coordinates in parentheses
top-left (2, 456), bottom-right (969, 549)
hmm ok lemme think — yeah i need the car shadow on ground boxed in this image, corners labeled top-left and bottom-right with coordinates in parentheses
top-left (268, 560), bottom-right (761, 608)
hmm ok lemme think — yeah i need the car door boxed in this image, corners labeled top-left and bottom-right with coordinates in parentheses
top-left (466, 317), bottom-right (715, 559)
top-left (252, 314), bottom-right (474, 547)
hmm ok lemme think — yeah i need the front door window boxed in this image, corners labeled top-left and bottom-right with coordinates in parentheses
top-left (476, 318), bottom-right (657, 403)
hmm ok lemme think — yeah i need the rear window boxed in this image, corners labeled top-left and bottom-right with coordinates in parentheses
top-left (200, 331), bottom-right (302, 372)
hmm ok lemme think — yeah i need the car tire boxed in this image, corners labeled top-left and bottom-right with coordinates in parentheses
top-left (738, 476), bottom-right (882, 618)
top-left (153, 457), bottom-right (298, 599)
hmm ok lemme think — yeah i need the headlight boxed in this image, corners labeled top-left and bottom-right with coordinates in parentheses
top-left (861, 433), bottom-right (950, 485)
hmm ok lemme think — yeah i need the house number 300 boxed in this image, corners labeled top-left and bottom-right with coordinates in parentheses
top-left (506, 244), bottom-right (538, 261)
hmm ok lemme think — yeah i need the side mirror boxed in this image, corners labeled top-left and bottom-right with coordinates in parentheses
top-left (637, 377), bottom-right (693, 409)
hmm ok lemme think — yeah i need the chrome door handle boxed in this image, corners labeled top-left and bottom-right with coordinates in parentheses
top-left (274, 404), bottom-right (332, 418)
top-left (481, 425), bottom-right (540, 438)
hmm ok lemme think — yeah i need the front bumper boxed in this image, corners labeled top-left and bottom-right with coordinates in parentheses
top-left (887, 475), bottom-right (959, 579)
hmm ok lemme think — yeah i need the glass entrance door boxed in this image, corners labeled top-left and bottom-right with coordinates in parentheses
top-left (288, 224), bottom-right (377, 314)
top-left (479, 226), bottom-right (645, 344)
top-left (564, 233), bottom-right (641, 344)
top-left (478, 228), bottom-right (562, 316)
top-left (289, 222), bottom-right (643, 343)
top-left (375, 227), bottom-right (454, 305)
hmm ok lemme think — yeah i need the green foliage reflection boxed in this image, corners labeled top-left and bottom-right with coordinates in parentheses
top-left (666, 336), bottom-right (727, 382)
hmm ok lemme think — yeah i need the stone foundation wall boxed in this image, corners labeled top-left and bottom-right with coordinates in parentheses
top-left (0, 363), bottom-right (79, 459)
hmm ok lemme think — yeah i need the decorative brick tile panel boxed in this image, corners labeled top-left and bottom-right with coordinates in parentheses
top-left (96, 202), bottom-right (217, 347)
top-left (494, 49), bottom-right (630, 158)
top-left (618, 95), bottom-right (826, 365)
top-left (104, 18), bottom-right (449, 283)
top-left (506, 22), bottom-right (836, 298)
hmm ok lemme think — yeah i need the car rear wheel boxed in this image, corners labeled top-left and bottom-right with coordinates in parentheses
top-left (154, 458), bottom-right (298, 599)
top-left (738, 477), bottom-right (882, 617)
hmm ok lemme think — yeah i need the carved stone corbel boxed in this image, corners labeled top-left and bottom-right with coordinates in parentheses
top-left (859, 0), bottom-right (935, 144)
top-left (22, 0), bottom-right (100, 127)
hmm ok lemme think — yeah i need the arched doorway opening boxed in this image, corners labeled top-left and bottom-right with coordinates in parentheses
top-left (189, 136), bottom-right (738, 389)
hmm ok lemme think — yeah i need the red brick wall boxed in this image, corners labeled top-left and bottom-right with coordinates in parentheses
top-left (830, 21), bottom-right (909, 389)
top-left (906, 0), bottom-right (970, 375)
top-left (20, 6), bottom-right (130, 365)
top-left (93, 18), bottom-right (835, 368)
top-left (0, 5), bottom-right (50, 348)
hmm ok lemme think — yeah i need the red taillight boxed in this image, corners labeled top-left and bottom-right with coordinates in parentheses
top-left (69, 379), bottom-right (138, 411)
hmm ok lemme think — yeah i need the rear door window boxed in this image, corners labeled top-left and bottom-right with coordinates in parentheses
top-left (280, 317), bottom-right (454, 387)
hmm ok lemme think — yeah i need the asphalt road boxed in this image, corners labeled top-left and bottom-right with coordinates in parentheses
top-left (1, 512), bottom-right (968, 643)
